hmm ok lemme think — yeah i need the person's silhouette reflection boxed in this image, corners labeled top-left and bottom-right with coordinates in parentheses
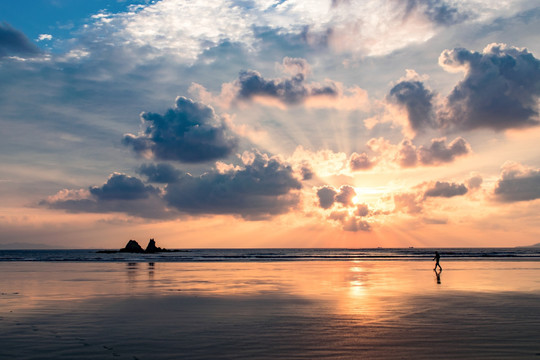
top-left (434, 269), bottom-right (441, 284)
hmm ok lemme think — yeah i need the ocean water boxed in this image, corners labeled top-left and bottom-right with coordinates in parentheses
top-left (0, 247), bottom-right (539, 262)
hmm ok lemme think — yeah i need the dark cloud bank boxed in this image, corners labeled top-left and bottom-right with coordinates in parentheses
top-left (389, 43), bottom-right (540, 133)
top-left (44, 154), bottom-right (302, 220)
top-left (164, 153), bottom-right (302, 219)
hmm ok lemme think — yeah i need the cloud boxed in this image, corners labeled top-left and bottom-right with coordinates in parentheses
top-left (299, 164), bottom-right (315, 181)
top-left (418, 137), bottom-right (471, 165)
top-left (388, 79), bottom-right (436, 132)
top-left (0, 22), bottom-right (40, 58)
top-left (349, 152), bottom-right (376, 171)
top-left (137, 163), bottom-right (182, 183)
top-left (355, 203), bottom-right (370, 217)
top-left (424, 181), bottom-right (468, 198)
top-left (278, 56), bottom-right (312, 77)
top-left (386, 44), bottom-right (540, 134)
top-left (317, 186), bottom-right (338, 209)
top-left (196, 58), bottom-right (370, 110)
top-left (42, 174), bottom-right (170, 219)
top-left (316, 185), bottom-right (357, 209)
top-left (404, 0), bottom-right (469, 26)
top-left (164, 152), bottom-right (302, 219)
top-left (342, 217), bottom-right (372, 232)
top-left (466, 175), bottom-right (483, 190)
top-left (37, 34), bottom-right (52, 42)
top-left (335, 185), bottom-right (357, 206)
top-left (43, 153), bottom-right (303, 220)
top-left (396, 139), bottom-right (420, 168)
top-left (394, 192), bottom-right (423, 214)
top-left (439, 43), bottom-right (540, 131)
top-left (328, 210), bottom-right (371, 232)
top-left (89, 173), bottom-right (158, 200)
top-left (123, 96), bottom-right (238, 163)
top-left (494, 162), bottom-right (540, 202)
top-left (289, 146), bottom-right (348, 178)
top-left (396, 137), bottom-right (471, 168)
top-left (233, 64), bottom-right (339, 105)
top-left (86, 0), bottom-right (478, 64)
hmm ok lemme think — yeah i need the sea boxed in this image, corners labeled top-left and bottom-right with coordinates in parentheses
top-left (1, 247), bottom-right (539, 262)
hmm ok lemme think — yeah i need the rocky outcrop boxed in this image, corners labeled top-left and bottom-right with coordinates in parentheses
top-left (144, 238), bottom-right (162, 253)
top-left (97, 239), bottom-right (185, 254)
top-left (119, 239), bottom-right (145, 253)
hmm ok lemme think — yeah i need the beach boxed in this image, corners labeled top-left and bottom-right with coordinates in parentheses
top-left (1, 260), bottom-right (540, 359)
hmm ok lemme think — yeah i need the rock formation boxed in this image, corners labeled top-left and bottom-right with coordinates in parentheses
top-left (144, 238), bottom-right (162, 253)
top-left (119, 239), bottom-right (145, 253)
top-left (98, 238), bottom-right (185, 254)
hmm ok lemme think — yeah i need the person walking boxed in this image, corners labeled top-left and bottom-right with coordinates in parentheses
top-left (433, 251), bottom-right (442, 271)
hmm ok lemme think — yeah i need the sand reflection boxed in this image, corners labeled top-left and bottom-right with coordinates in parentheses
top-left (2, 260), bottom-right (540, 316)
top-left (2, 261), bottom-right (540, 359)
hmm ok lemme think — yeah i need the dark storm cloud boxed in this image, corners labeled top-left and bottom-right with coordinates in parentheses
top-left (388, 80), bottom-right (436, 132)
top-left (494, 164), bottom-right (540, 202)
top-left (349, 152), bottom-right (376, 171)
top-left (234, 68), bottom-right (338, 105)
top-left (42, 174), bottom-right (171, 219)
top-left (418, 137), bottom-right (470, 165)
top-left (439, 44), bottom-right (540, 131)
top-left (317, 186), bottom-right (337, 209)
top-left (164, 153), bottom-right (302, 219)
top-left (122, 97), bottom-right (238, 163)
top-left (137, 163), bottom-right (182, 183)
top-left (424, 181), bottom-right (467, 198)
top-left (0, 23), bottom-right (40, 58)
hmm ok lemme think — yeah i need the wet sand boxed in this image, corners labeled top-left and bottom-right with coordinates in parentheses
top-left (1, 261), bottom-right (539, 359)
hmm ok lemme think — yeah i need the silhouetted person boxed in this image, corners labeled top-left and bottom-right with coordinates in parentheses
top-left (433, 251), bottom-right (442, 271)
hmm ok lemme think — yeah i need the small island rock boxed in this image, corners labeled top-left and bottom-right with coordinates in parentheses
top-left (145, 238), bottom-right (162, 253)
top-left (97, 238), bottom-right (187, 254)
top-left (119, 239), bottom-right (144, 253)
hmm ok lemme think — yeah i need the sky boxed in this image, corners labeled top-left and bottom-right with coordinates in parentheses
top-left (1, 0), bottom-right (540, 249)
